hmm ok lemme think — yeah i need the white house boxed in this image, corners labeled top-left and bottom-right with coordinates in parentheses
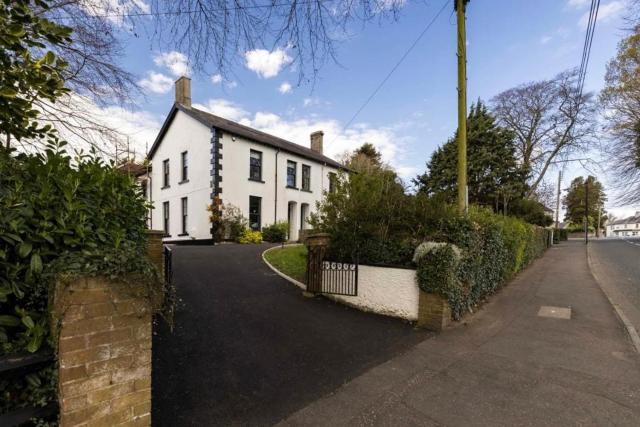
top-left (605, 212), bottom-right (640, 237)
top-left (146, 77), bottom-right (342, 243)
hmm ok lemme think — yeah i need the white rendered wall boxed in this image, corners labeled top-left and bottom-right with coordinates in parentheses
top-left (150, 111), bottom-right (213, 241)
top-left (329, 266), bottom-right (419, 321)
top-left (219, 132), bottom-right (338, 240)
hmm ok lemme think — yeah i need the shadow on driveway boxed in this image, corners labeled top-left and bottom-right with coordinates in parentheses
top-left (152, 243), bottom-right (429, 426)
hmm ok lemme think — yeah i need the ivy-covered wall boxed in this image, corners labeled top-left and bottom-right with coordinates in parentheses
top-left (415, 208), bottom-right (551, 320)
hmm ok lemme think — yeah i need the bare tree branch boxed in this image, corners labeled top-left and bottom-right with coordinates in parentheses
top-left (491, 69), bottom-right (597, 197)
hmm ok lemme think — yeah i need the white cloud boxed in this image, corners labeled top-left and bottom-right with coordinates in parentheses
top-left (211, 74), bottom-right (223, 84)
top-left (138, 71), bottom-right (173, 94)
top-left (193, 99), bottom-right (249, 122)
top-left (192, 97), bottom-right (414, 177)
top-left (79, 0), bottom-right (150, 25)
top-left (244, 48), bottom-right (291, 78)
top-left (278, 82), bottom-right (292, 94)
top-left (34, 93), bottom-right (162, 160)
top-left (579, 1), bottom-right (624, 28)
top-left (568, 0), bottom-right (590, 8)
top-left (540, 35), bottom-right (553, 44)
top-left (226, 81), bottom-right (238, 89)
top-left (154, 51), bottom-right (190, 77)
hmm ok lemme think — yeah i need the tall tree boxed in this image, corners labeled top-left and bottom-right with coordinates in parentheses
top-left (0, 0), bottom-right (71, 148)
top-left (563, 176), bottom-right (607, 234)
top-left (600, 25), bottom-right (640, 204)
top-left (414, 101), bottom-right (525, 212)
top-left (491, 69), bottom-right (597, 197)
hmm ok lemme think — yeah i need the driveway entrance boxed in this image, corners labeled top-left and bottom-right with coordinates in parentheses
top-left (152, 244), bottom-right (428, 426)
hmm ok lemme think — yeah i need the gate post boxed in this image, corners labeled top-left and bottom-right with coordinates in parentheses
top-left (305, 233), bottom-right (330, 294)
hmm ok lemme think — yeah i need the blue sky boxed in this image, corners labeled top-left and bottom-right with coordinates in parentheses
top-left (96, 0), bottom-right (636, 216)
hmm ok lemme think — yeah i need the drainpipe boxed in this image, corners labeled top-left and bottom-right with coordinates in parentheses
top-left (274, 149), bottom-right (280, 223)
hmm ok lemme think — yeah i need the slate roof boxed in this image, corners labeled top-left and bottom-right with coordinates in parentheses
top-left (148, 103), bottom-right (344, 169)
top-left (608, 213), bottom-right (640, 226)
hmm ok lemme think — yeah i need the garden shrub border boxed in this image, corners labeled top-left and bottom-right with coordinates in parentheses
top-left (415, 208), bottom-right (551, 320)
top-left (0, 146), bottom-right (167, 423)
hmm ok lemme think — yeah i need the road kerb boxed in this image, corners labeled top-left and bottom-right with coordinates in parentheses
top-left (587, 245), bottom-right (640, 354)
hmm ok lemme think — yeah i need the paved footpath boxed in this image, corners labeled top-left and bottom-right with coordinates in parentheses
top-left (280, 241), bottom-right (640, 426)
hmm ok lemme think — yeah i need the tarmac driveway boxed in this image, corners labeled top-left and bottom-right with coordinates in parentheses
top-left (152, 243), bottom-right (428, 426)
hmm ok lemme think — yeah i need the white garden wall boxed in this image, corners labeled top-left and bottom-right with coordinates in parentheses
top-left (329, 265), bottom-right (419, 321)
top-left (263, 247), bottom-right (420, 321)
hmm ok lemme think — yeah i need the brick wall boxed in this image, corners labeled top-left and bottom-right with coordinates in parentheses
top-left (146, 230), bottom-right (165, 276)
top-left (417, 291), bottom-right (451, 331)
top-left (53, 277), bottom-right (153, 427)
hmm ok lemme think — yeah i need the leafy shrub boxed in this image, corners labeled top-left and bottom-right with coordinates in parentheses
top-left (237, 229), bottom-right (262, 244)
top-left (0, 145), bottom-right (161, 417)
top-left (208, 202), bottom-right (248, 242)
top-left (509, 198), bottom-right (554, 227)
top-left (415, 207), bottom-right (550, 319)
top-left (262, 221), bottom-right (288, 243)
top-left (554, 228), bottom-right (568, 242)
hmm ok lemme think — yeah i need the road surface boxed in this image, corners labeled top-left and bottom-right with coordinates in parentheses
top-left (589, 237), bottom-right (640, 334)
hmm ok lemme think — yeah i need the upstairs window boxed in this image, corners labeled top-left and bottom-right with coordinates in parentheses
top-left (329, 172), bottom-right (337, 193)
top-left (287, 161), bottom-right (297, 188)
top-left (181, 151), bottom-right (188, 182)
top-left (162, 159), bottom-right (170, 188)
top-left (250, 150), bottom-right (262, 181)
top-left (302, 165), bottom-right (311, 191)
top-left (249, 196), bottom-right (262, 231)
top-left (163, 201), bottom-right (170, 235)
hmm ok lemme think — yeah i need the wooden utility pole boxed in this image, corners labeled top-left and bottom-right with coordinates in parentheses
top-left (555, 169), bottom-right (562, 229)
top-left (456, 0), bottom-right (469, 214)
top-left (585, 179), bottom-right (589, 244)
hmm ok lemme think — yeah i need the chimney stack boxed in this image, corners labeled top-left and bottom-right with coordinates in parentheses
top-left (175, 76), bottom-right (191, 107)
top-left (310, 131), bottom-right (324, 155)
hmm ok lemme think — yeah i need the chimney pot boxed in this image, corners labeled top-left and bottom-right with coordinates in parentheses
top-left (175, 76), bottom-right (192, 107)
top-left (310, 130), bottom-right (324, 155)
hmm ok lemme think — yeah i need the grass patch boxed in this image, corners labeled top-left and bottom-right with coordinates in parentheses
top-left (264, 244), bottom-right (307, 283)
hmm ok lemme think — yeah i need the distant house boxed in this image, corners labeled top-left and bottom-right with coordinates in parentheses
top-left (146, 76), bottom-right (343, 242)
top-left (605, 212), bottom-right (640, 237)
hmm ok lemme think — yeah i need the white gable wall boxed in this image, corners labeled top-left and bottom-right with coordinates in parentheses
top-left (150, 110), bottom-right (213, 240)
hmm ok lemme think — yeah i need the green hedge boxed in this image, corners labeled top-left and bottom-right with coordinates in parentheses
top-left (262, 221), bottom-right (288, 243)
top-left (553, 228), bottom-right (568, 243)
top-left (0, 145), bottom-right (162, 418)
top-left (416, 208), bottom-right (550, 319)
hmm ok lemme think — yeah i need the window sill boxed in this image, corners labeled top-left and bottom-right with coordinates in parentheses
top-left (301, 189), bottom-right (312, 193)
top-left (161, 185), bottom-right (170, 190)
top-left (248, 178), bottom-right (265, 183)
top-left (179, 179), bottom-right (189, 185)
top-left (177, 233), bottom-right (189, 237)
top-left (286, 185), bottom-right (299, 190)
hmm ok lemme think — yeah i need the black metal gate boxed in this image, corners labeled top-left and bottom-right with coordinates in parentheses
top-left (307, 249), bottom-right (358, 296)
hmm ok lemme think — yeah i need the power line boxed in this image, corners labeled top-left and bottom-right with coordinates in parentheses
top-left (333, 0), bottom-right (449, 143)
top-left (577, 0), bottom-right (600, 96)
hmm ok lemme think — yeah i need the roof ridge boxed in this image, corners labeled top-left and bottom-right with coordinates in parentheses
top-left (179, 104), bottom-right (342, 166)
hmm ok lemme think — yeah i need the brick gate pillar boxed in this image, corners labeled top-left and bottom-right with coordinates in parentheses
top-left (52, 276), bottom-right (153, 427)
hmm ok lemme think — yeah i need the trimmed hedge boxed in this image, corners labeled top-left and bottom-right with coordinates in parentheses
top-left (0, 146), bottom-right (162, 419)
top-left (415, 208), bottom-right (551, 319)
top-left (554, 228), bottom-right (568, 243)
top-left (262, 221), bottom-right (288, 243)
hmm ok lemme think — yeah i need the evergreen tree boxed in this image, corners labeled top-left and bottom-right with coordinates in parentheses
top-left (414, 101), bottom-right (525, 212)
top-left (563, 176), bottom-right (607, 233)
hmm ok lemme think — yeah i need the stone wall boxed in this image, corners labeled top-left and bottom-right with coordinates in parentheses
top-left (53, 276), bottom-right (153, 427)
